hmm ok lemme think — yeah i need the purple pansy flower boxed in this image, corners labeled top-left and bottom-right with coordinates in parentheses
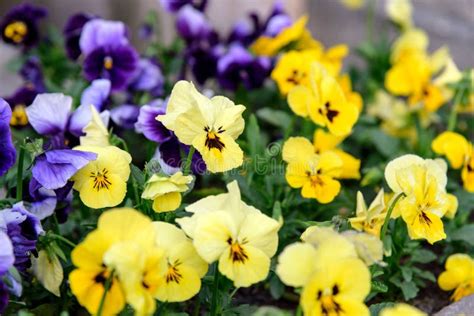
top-left (228, 14), bottom-right (260, 46)
top-left (135, 102), bottom-right (172, 143)
top-left (0, 280), bottom-right (8, 314)
top-left (32, 149), bottom-right (97, 190)
top-left (0, 3), bottom-right (47, 48)
top-left (217, 45), bottom-right (271, 90)
top-left (64, 13), bottom-right (94, 60)
top-left (20, 57), bottom-right (46, 92)
top-left (0, 99), bottom-right (16, 177)
top-left (0, 231), bottom-right (14, 276)
top-left (264, 14), bottom-right (292, 37)
top-left (160, 0), bottom-right (208, 13)
top-left (26, 93), bottom-right (72, 136)
top-left (0, 203), bottom-right (43, 272)
top-left (4, 85), bottom-right (39, 128)
top-left (27, 178), bottom-right (56, 220)
top-left (176, 5), bottom-right (212, 42)
top-left (80, 19), bottom-right (138, 90)
top-left (187, 42), bottom-right (223, 85)
top-left (128, 58), bottom-right (164, 96)
top-left (156, 136), bottom-right (206, 174)
top-left (110, 104), bottom-right (140, 129)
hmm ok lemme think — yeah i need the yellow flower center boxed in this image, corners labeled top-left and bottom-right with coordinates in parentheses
top-left (4, 21), bottom-right (28, 43)
top-left (317, 285), bottom-right (342, 314)
top-left (318, 101), bottom-right (340, 123)
top-left (90, 168), bottom-right (112, 191)
top-left (10, 104), bottom-right (28, 126)
top-left (103, 56), bottom-right (113, 70)
top-left (165, 262), bottom-right (183, 284)
top-left (227, 238), bottom-right (248, 263)
top-left (204, 126), bottom-right (226, 151)
top-left (306, 170), bottom-right (324, 187)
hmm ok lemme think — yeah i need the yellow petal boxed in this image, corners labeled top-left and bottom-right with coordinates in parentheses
top-left (462, 155), bottom-right (474, 192)
top-left (342, 231), bottom-right (384, 266)
top-left (237, 211), bottom-right (281, 257)
top-left (211, 96), bottom-right (245, 139)
top-left (445, 193), bottom-right (459, 219)
top-left (438, 254), bottom-right (474, 291)
top-left (384, 154), bottom-right (424, 193)
top-left (332, 149), bottom-right (361, 179)
top-left (313, 128), bottom-right (344, 152)
top-left (154, 264), bottom-right (202, 302)
top-left (71, 230), bottom-right (113, 269)
top-left (276, 242), bottom-right (318, 287)
top-left (79, 173), bottom-right (127, 209)
top-left (432, 131), bottom-right (469, 169)
top-left (218, 244), bottom-right (270, 288)
top-left (385, 0), bottom-right (413, 29)
top-left (380, 303), bottom-right (427, 316)
top-left (152, 192), bottom-right (182, 213)
top-left (287, 85), bottom-right (315, 118)
top-left (282, 137), bottom-right (315, 164)
top-left (80, 105), bottom-right (110, 147)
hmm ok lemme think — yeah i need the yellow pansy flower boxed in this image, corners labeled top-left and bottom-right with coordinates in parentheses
top-left (320, 44), bottom-right (349, 77)
top-left (339, 0), bottom-right (365, 10)
top-left (380, 303), bottom-right (427, 316)
top-left (385, 155), bottom-right (450, 244)
top-left (157, 81), bottom-right (245, 173)
top-left (251, 16), bottom-right (308, 57)
top-left (69, 208), bottom-right (156, 316)
top-left (337, 73), bottom-right (363, 112)
top-left (445, 193), bottom-right (459, 219)
top-left (141, 172), bottom-right (193, 213)
top-left (432, 131), bottom-right (474, 192)
top-left (271, 50), bottom-right (319, 96)
top-left (283, 137), bottom-right (343, 203)
top-left (349, 189), bottom-right (386, 237)
top-left (152, 222), bottom-right (208, 302)
top-left (177, 181), bottom-right (281, 287)
top-left (341, 231), bottom-right (384, 266)
top-left (80, 105), bottom-right (110, 147)
top-left (438, 254), bottom-right (474, 302)
top-left (385, 0), bottom-right (413, 29)
top-left (391, 28), bottom-right (428, 63)
top-left (288, 63), bottom-right (359, 136)
top-left (276, 227), bottom-right (370, 316)
top-left (72, 145), bottom-right (132, 209)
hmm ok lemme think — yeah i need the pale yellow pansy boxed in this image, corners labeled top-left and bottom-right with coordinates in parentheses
top-left (349, 189), bottom-right (386, 237)
top-left (380, 303), bottom-right (427, 316)
top-left (80, 105), bottom-right (110, 147)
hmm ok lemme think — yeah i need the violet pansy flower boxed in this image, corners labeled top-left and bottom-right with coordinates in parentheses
top-left (0, 3), bottom-right (47, 48)
top-left (160, 0), bottom-right (208, 13)
top-left (128, 58), bottom-right (164, 96)
top-left (64, 13), bottom-right (94, 60)
top-left (26, 93), bottom-right (72, 136)
top-left (32, 149), bottom-right (97, 190)
top-left (79, 19), bottom-right (138, 91)
top-left (0, 231), bottom-right (13, 314)
top-left (135, 102), bottom-right (172, 143)
top-left (110, 104), bottom-right (140, 130)
top-left (217, 44), bottom-right (271, 91)
top-left (0, 98), bottom-right (16, 177)
top-left (0, 203), bottom-right (43, 272)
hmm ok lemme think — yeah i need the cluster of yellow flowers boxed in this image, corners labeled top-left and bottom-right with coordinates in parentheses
top-left (70, 180), bottom-right (281, 315)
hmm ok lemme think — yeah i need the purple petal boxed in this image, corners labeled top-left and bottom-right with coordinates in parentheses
top-left (79, 19), bottom-right (129, 55)
top-left (0, 231), bottom-right (14, 276)
top-left (80, 79), bottom-right (111, 111)
top-left (135, 104), bottom-right (171, 142)
top-left (0, 99), bottom-right (16, 177)
top-left (176, 5), bottom-right (212, 41)
top-left (32, 149), bottom-right (97, 190)
top-left (0, 282), bottom-right (8, 314)
top-left (129, 58), bottom-right (164, 92)
top-left (27, 178), bottom-right (57, 220)
top-left (110, 104), bottom-right (140, 129)
top-left (26, 93), bottom-right (72, 135)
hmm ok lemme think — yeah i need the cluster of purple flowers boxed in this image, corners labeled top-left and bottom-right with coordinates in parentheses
top-left (163, 0), bottom-right (292, 90)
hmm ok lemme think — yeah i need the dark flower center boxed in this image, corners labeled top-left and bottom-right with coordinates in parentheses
top-left (227, 237), bottom-right (248, 263)
top-left (165, 263), bottom-right (183, 284)
top-left (90, 168), bottom-right (112, 191)
top-left (204, 126), bottom-right (226, 151)
top-left (317, 285), bottom-right (343, 315)
top-left (4, 21), bottom-right (28, 43)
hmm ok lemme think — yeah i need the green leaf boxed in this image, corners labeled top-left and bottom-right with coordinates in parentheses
top-left (256, 108), bottom-right (292, 130)
top-left (272, 201), bottom-right (283, 223)
top-left (253, 307), bottom-right (292, 316)
top-left (33, 250), bottom-right (64, 297)
top-left (245, 114), bottom-right (263, 157)
top-left (269, 274), bottom-right (285, 299)
top-left (450, 224), bottom-right (474, 245)
top-left (368, 129), bottom-right (400, 158)
top-left (401, 266), bottom-right (413, 282)
top-left (400, 281), bottom-right (419, 300)
top-left (369, 302), bottom-right (395, 316)
top-left (130, 164), bottom-right (146, 188)
top-left (371, 280), bottom-right (388, 293)
top-left (412, 268), bottom-right (436, 282)
top-left (411, 249), bottom-right (437, 263)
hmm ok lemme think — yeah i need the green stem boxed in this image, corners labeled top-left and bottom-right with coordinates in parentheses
top-left (97, 271), bottom-right (114, 316)
top-left (183, 146), bottom-right (196, 175)
top-left (447, 90), bottom-right (462, 131)
top-left (380, 193), bottom-right (405, 241)
top-left (296, 305), bottom-right (303, 316)
top-left (192, 296), bottom-right (201, 316)
top-left (155, 302), bottom-right (167, 315)
top-left (49, 233), bottom-right (76, 248)
top-left (16, 146), bottom-right (25, 202)
top-left (210, 264), bottom-right (220, 316)
top-left (120, 139), bottom-right (141, 207)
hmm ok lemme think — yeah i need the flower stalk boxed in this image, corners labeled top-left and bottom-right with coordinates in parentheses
top-left (380, 192), bottom-right (405, 242)
top-left (97, 271), bottom-right (114, 316)
top-left (16, 146), bottom-right (26, 202)
top-left (183, 146), bottom-right (195, 175)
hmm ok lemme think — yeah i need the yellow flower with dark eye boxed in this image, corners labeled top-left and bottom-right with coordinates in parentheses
top-left (385, 155), bottom-right (450, 244)
top-left (432, 131), bottom-right (474, 192)
top-left (72, 145), bottom-right (132, 209)
top-left (251, 16), bottom-right (308, 57)
top-left (69, 208), bottom-right (157, 316)
top-left (438, 254), bottom-right (474, 302)
top-left (380, 303), bottom-right (427, 316)
top-left (276, 227), bottom-right (371, 316)
top-left (282, 137), bottom-right (343, 203)
top-left (349, 189), bottom-right (386, 237)
top-left (288, 63), bottom-right (359, 136)
top-left (271, 50), bottom-right (319, 96)
top-left (141, 172), bottom-right (193, 213)
top-left (177, 181), bottom-right (281, 288)
top-left (157, 81), bottom-right (245, 173)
